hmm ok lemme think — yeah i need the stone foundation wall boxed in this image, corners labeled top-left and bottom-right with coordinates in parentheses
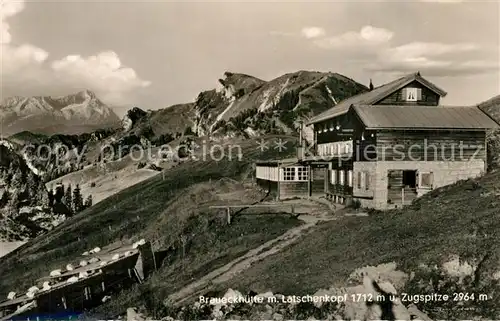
top-left (353, 160), bottom-right (485, 209)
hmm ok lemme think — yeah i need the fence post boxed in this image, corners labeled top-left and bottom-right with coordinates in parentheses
top-left (226, 207), bottom-right (231, 225)
top-left (62, 296), bottom-right (67, 309)
top-left (151, 241), bottom-right (157, 271)
top-left (402, 188), bottom-right (405, 205)
top-left (276, 163), bottom-right (281, 201)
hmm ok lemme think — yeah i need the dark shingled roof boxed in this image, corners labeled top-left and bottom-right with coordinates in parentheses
top-left (353, 105), bottom-right (500, 130)
top-left (306, 72), bottom-right (447, 125)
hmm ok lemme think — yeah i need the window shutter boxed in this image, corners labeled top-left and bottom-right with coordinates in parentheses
top-left (417, 88), bottom-right (422, 101)
top-left (401, 88), bottom-right (407, 101)
top-left (365, 171), bottom-right (370, 190)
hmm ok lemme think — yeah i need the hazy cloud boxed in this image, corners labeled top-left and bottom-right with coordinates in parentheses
top-left (303, 23), bottom-right (494, 77)
top-left (419, 0), bottom-right (464, 3)
top-left (0, 0), bottom-right (25, 44)
top-left (1, 0), bottom-right (47, 73)
top-left (386, 42), bottom-right (478, 59)
top-left (2, 44), bottom-right (48, 74)
top-left (0, 0), bottom-right (150, 105)
top-left (269, 30), bottom-right (296, 37)
top-left (369, 41), bottom-right (497, 77)
top-left (301, 27), bottom-right (326, 39)
top-left (313, 26), bottom-right (394, 49)
top-left (50, 51), bottom-right (151, 103)
top-left (366, 59), bottom-right (498, 77)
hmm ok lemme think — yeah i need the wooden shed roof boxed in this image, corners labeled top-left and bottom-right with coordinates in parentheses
top-left (353, 105), bottom-right (500, 130)
top-left (307, 72), bottom-right (447, 125)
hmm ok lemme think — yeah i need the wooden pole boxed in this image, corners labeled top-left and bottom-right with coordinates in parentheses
top-left (324, 166), bottom-right (328, 194)
top-left (402, 187), bottom-right (405, 205)
top-left (226, 207), bottom-right (231, 225)
top-left (485, 134), bottom-right (488, 172)
top-left (151, 241), bottom-right (157, 271)
top-left (307, 164), bottom-right (312, 199)
top-left (276, 163), bottom-right (281, 201)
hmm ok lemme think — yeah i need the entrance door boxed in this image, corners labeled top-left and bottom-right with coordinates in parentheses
top-left (402, 170), bottom-right (418, 204)
top-left (310, 165), bottom-right (326, 197)
top-left (387, 170), bottom-right (418, 206)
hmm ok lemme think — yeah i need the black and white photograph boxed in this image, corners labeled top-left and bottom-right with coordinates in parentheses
top-left (0, 0), bottom-right (499, 320)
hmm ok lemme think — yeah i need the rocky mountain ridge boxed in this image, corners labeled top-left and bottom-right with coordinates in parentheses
top-left (193, 71), bottom-right (368, 137)
top-left (0, 90), bottom-right (121, 136)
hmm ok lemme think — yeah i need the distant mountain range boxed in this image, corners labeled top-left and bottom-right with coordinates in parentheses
top-left (1, 71), bottom-right (369, 139)
top-left (0, 90), bottom-right (121, 136)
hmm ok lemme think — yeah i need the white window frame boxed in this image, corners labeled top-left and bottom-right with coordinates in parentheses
top-left (419, 171), bottom-right (434, 189)
top-left (282, 166), bottom-right (310, 181)
top-left (283, 167), bottom-right (296, 181)
top-left (405, 87), bottom-right (418, 102)
top-left (297, 167), bottom-right (309, 181)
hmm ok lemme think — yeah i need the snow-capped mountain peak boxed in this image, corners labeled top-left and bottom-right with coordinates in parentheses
top-left (0, 91), bottom-right (121, 135)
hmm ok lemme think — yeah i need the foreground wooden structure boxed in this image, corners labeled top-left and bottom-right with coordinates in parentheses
top-left (209, 203), bottom-right (299, 224)
top-left (0, 241), bottom-right (157, 321)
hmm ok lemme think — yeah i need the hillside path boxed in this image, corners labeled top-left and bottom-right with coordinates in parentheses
top-left (167, 207), bottom-right (338, 306)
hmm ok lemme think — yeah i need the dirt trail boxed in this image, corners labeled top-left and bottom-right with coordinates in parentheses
top-left (168, 204), bottom-right (337, 306)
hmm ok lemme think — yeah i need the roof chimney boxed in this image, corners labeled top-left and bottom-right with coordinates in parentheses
top-left (369, 79), bottom-right (374, 91)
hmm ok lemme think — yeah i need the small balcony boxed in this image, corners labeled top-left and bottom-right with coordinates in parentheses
top-left (316, 140), bottom-right (353, 157)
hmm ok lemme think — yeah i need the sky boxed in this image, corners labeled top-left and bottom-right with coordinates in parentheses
top-left (1, 0), bottom-right (499, 117)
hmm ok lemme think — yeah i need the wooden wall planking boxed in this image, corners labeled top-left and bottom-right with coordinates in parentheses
top-left (375, 130), bottom-right (486, 161)
top-left (375, 81), bottom-right (440, 106)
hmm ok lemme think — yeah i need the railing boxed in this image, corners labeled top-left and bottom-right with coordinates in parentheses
top-left (209, 204), bottom-right (300, 225)
top-left (316, 140), bottom-right (353, 157)
top-left (328, 184), bottom-right (353, 196)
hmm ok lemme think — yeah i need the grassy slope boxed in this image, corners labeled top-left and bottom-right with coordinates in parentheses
top-left (478, 94), bottom-right (500, 121)
top-left (46, 150), bottom-right (162, 204)
top-left (0, 135), bottom-right (300, 310)
top-left (92, 214), bottom-right (300, 318)
top-left (204, 172), bottom-right (500, 313)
